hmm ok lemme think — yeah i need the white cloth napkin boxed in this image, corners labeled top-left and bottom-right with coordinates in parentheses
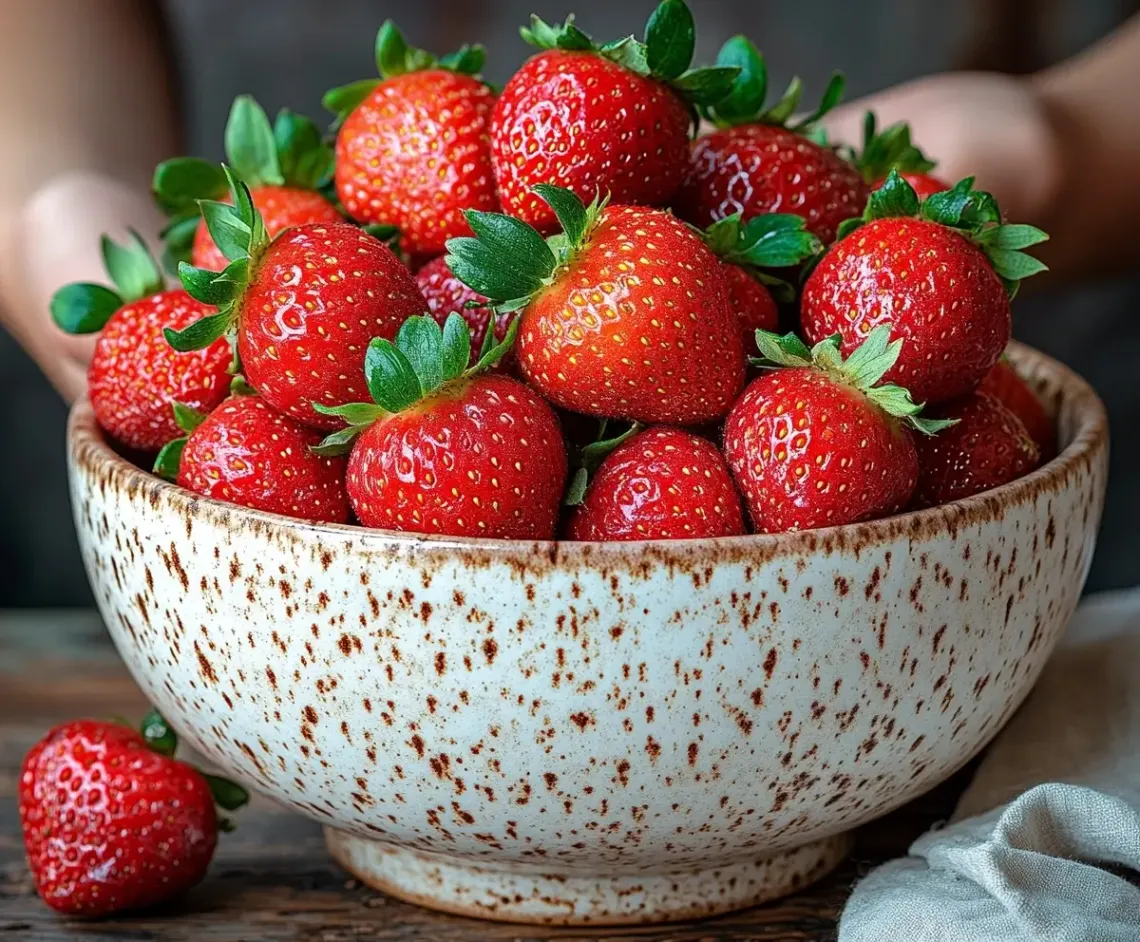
top-left (840, 588), bottom-right (1140, 942)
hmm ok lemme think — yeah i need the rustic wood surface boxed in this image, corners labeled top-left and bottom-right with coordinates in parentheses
top-left (0, 613), bottom-right (970, 941)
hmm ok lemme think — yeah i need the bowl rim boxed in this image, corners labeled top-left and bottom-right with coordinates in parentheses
top-left (67, 341), bottom-right (1109, 563)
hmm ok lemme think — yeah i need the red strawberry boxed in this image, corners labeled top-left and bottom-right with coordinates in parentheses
top-left (491, 2), bottom-right (739, 230)
top-left (567, 425), bottom-right (745, 540)
top-left (317, 314), bottom-right (566, 538)
top-left (20, 713), bottom-right (247, 917)
top-left (50, 233), bottom-right (230, 452)
top-left (699, 212), bottom-right (822, 354)
top-left (447, 186), bottom-right (746, 424)
top-left (167, 171), bottom-right (428, 430)
top-left (723, 327), bottom-right (951, 532)
top-left (326, 23), bottom-right (498, 257)
top-left (912, 391), bottom-right (1040, 508)
top-left (801, 173), bottom-right (1049, 404)
top-left (850, 111), bottom-right (949, 201)
top-left (155, 395), bottom-right (349, 524)
top-left (978, 357), bottom-right (1055, 458)
top-left (155, 96), bottom-right (341, 270)
top-left (415, 255), bottom-right (514, 367)
top-left (675, 38), bottom-right (866, 243)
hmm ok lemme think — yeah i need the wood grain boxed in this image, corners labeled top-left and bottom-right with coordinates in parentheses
top-left (0, 613), bottom-right (967, 941)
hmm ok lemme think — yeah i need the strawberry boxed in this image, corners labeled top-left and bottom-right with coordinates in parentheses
top-left (323, 23), bottom-right (498, 258)
top-left (165, 170), bottom-right (428, 430)
top-left (415, 255), bottom-right (514, 368)
top-left (801, 173), bottom-right (1049, 405)
top-left (675, 37), bottom-right (866, 243)
top-left (566, 424), bottom-right (746, 540)
top-left (50, 233), bottom-right (230, 452)
top-left (446, 186), bottom-right (746, 424)
top-left (20, 712), bottom-right (247, 917)
top-left (911, 391), bottom-right (1040, 508)
top-left (850, 111), bottom-right (949, 200)
top-left (315, 314), bottom-right (566, 538)
top-left (978, 357), bottom-right (1055, 457)
top-left (491, 0), bottom-right (739, 230)
top-left (154, 96), bottom-right (341, 271)
top-left (154, 395), bottom-right (349, 524)
top-left (723, 327), bottom-right (952, 532)
top-left (700, 212), bottom-right (822, 354)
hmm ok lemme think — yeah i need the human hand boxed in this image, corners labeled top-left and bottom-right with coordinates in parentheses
top-left (0, 171), bottom-right (165, 402)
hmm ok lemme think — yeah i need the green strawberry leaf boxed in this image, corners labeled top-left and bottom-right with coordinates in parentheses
top-left (364, 337), bottom-right (423, 413)
top-left (752, 270), bottom-right (797, 304)
top-left (363, 223), bottom-right (401, 243)
top-left (274, 109), bottom-right (335, 190)
top-left (564, 468), bottom-right (591, 507)
top-left (707, 35), bottom-right (767, 125)
top-left (224, 95), bottom-right (284, 190)
top-left (172, 401), bottom-right (208, 434)
top-left (865, 383), bottom-right (956, 435)
top-left (761, 76), bottom-right (803, 125)
top-left (751, 329), bottom-right (813, 368)
top-left (644, 0), bottom-right (694, 81)
top-left (836, 325), bottom-right (900, 389)
top-left (310, 426), bottom-right (364, 457)
top-left (733, 214), bottom-right (822, 268)
top-left (152, 438), bottom-right (187, 480)
top-left (198, 200), bottom-right (252, 262)
top-left (600, 36), bottom-right (650, 76)
top-left (974, 223), bottom-right (1049, 251)
top-left (178, 262), bottom-right (239, 306)
top-left (447, 208), bottom-right (557, 303)
top-left (204, 775), bottom-right (250, 811)
top-left (50, 283), bottom-right (122, 335)
top-left (140, 709), bottom-right (178, 756)
top-left (438, 44), bottom-right (486, 75)
top-left (790, 72), bottom-right (844, 130)
top-left (159, 214), bottom-right (201, 274)
top-left (467, 315), bottom-right (519, 375)
top-left (865, 169), bottom-right (920, 220)
top-left (835, 216), bottom-right (864, 241)
top-left (672, 66), bottom-right (741, 105)
top-left (397, 315), bottom-right (446, 395)
top-left (533, 184), bottom-right (589, 247)
top-left (564, 419), bottom-right (643, 506)
top-left (520, 14), bottom-right (596, 52)
top-left (152, 157), bottom-right (228, 215)
top-left (917, 176), bottom-right (974, 227)
top-left (440, 312), bottom-right (471, 380)
top-left (376, 20), bottom-right (412, 77)
top-left (854, 112), bottom-right (936, 183)
top-left (322, 80), bottom-right (382, 126)
top-left (230, 374), bottom-right (257, 396)
top-left (164, 310), bottom-right (234, 352)
top-left (703, 214), bottom-right (742, 257)
top-left (985, 247), bottom-right (1049, 282)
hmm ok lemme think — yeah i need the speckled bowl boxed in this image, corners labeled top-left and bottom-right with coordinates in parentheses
top-left (67, 342), bottom-right (1107, 926)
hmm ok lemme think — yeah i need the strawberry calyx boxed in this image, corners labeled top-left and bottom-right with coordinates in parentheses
top-left (752, 325), bottom-right (955, 436)
top-left (836, 171), bottom-right (1050, 298)
top-left (312, 312), bottom-right (518, 456)
top-left (849, 111), bottom-right (937, 184)
top-left (50, 231), bottom-right (164, 334)
top-left (521, 0), bottom-right (740, 107)
top-left (323, 21), bottom-right (488, 127)
top-left (702, 212), bottom-right (822, 302)
top-left (154, 96), bottom-right (334, 270)
top-left (564, 419), bottom-right (643, 506)
top-left (446, 184), bottom-right (604, 313)
top-left (152, 401), bottom-right (210, 480)
top-left (702, 35), bottom-right (844, 131)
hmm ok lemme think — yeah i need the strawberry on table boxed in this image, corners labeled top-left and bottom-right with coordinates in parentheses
top-left (566, 424), bottom-right (746, 541)
top-left (415, 255), bottom-right (514, 368)
top-left (446, 185), bottom-right (746, 424)
top-left (675, 36), bottom-right (866, 243)
top-left (978, 356), bottom-right (1056, 458)
top-left (154, 96), bottom-right (341, 271)
top-left (491, 0), bottom-right (739, 230)
top-left (912, 391), bottom-right (1041, 508)
top-left (699, 212), bottom-right (822, 353)
top-left (850, 110), bottom-right (949, 200)
top-left (724, 326), bottom-right (952, 532)
top-left (50, 232), bottom-right (230, 452)
top-left (153, 394), bottom-right (349, 524)
top-left (325, 22), bottom-right (498, 257)
top-left (20, 712), bottom-right (247, 918)
top-left (801, 172), bottom-right (1049, 405)
top-left (314, 314), bottom-right (566, 539)
top-left (165, 169), bottom-right (428, 430)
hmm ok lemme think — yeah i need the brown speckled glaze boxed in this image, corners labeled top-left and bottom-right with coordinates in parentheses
top-left (67, 343), bottom-right (1108, 926)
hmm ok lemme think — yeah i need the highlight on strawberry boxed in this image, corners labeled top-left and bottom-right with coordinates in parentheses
top-left (19, 711), bottom-right (248, 917)
top-left (153, 95), bottom-right (341, 272)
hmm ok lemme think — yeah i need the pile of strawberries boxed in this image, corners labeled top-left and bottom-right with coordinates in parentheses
top-left (52, 0), bottom-right (1054, 546)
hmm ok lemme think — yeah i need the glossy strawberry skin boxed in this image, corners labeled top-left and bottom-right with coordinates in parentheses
top-left (518, 206), bottom-right (746, 424)
top-left (491, 51), bottom-right (691, 231)
top-left (179, 396), bottom-right (348, 523)
top-left (336, 70), bottom-right (499, 257)
top-left (873, 172), bottom-right (949, 202)
top-left (238, 223), bottom-right (428, 430)
top-left (720, 261), bottom-right (779, 355)
top-left (88, 290), bottom-right (230, 452)
top-left (724, 368), bottom-right (918, 532)
top-left (347, 374), bottom-right (565, 539)
top-left (568, 426), bottom-right (746, 541)
top-left (415, 255), bottom-right (514, 368)
top-left (978, 359), bottom-right (1055, 458)
top-left (20, 720), bottom-right (218, 917)
top-left (801, 217), bottom-right (1010, 405)
top-left (912, 392), bottom-right (1040, 509)
top-left (192, 185), bottom-right (342, 272)
top-left (676, 125), bottom-right (869, 244)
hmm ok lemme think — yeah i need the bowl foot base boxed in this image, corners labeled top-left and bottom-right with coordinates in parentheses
top-left (324, 828), bottom-right (852, 926)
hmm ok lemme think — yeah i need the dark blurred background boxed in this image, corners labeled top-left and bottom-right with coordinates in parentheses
top-left (2, 0), bottom-right (1138, 607)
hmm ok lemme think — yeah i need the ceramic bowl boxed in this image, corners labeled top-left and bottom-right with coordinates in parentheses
top-left (67, 342), bottom-right (1108, 926)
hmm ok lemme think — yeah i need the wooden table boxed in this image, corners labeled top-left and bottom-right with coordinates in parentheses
top-left (0, 613), bottom-right (969, 941)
